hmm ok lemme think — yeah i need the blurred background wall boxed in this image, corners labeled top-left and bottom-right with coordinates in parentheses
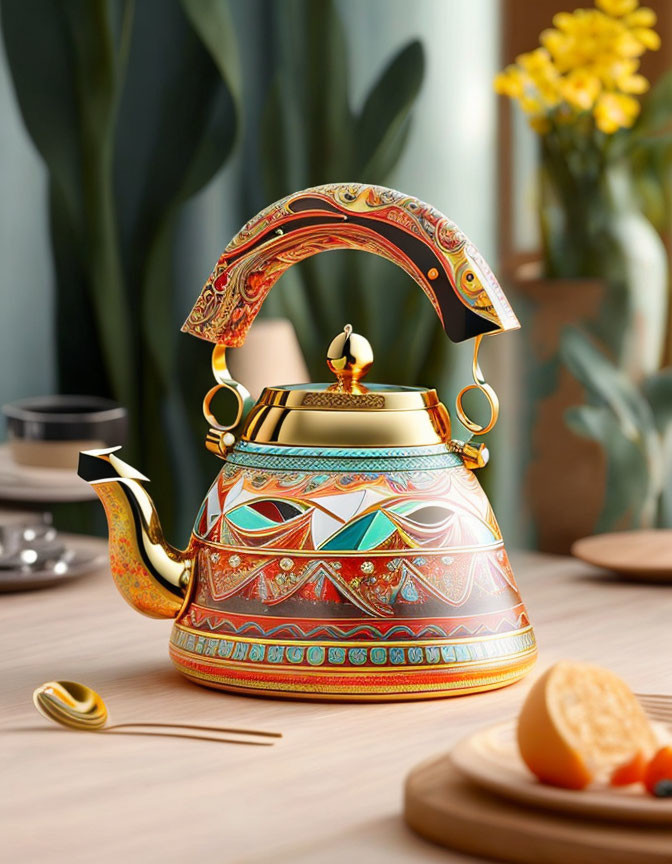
top-left (0, 32), bottom-right (54, 403)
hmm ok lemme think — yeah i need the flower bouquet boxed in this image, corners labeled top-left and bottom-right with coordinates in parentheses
top-left (496, 0), bottom-right (669, 376)
top-left (496, 0), bottom-right (672, 537)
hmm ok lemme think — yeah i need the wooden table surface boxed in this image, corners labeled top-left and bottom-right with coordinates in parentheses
top-left (2, 544), bottom-right (670, 864)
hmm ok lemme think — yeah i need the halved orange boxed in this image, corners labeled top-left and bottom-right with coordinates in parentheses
top-left (517, 661), bottom-right (657, 789)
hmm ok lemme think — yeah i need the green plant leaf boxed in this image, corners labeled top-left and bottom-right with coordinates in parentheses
top-left (110, 0), bottom-right (239, 390)
top-left (1, 0), bottom-right (84, 226)
top-left (176, 0), bottom-right (241, 199)
top-left (559, 327), bottom-right (655, 441)
top-left (258, 0), bottom-right (355, 339)
top-left (179, 0), bottom-right (241, 104)
top-left (565, 405), bottom-right (653, 530)
top-left (560, 327), bottom-right (666, 529)
top-left (355, 40), bottom-right (425, 181)
top-left (49, 180), bottom-right (111, 395)
top-left (643, 368), bottom-right (672, 436)
top-left (269, 0), bottom-right (352, 185)
top-left (2, 0), bottom-right (240, 535)
top-left (1, 0), bottom-right (136, 416)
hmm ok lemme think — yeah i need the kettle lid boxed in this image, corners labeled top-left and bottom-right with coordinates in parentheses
top-left (239, 325), bottom-right (451, 449)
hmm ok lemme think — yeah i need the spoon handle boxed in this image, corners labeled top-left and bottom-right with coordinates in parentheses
top-left (109, 722), bottom-right (281, 739)
top-left (105, 729), bottom-right (274, 746)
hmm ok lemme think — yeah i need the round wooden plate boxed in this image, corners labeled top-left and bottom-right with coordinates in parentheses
top-left (404, 755), bottom-right (672, 864)
top-left (450, 720), bottom-right (672, 825)
top-left (572, 530), bottom-right (672, 582)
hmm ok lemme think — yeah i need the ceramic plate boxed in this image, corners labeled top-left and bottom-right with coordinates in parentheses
top-left (0, 444), bottom-right (96, 503)
top-left (450, 720), bottom-right (672, 824)
top-left (0, 534), bottom-right (107, 592)
top-left (572, 531), bottom-right (672, 582)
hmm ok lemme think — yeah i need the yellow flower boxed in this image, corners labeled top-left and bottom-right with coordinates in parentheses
top-left (516, 47), bottom-right (554, 73)
top-left (562, 69), bottom-right (602, 110)
top-left (614, 28), bottom-right (648, 57)
top-left (553, 11), bottom-right (579, 31)
top-left (596, 0), bottom-right (638, 15)
top-left (547, 8), bottom-right (647, 72)
top-left (630, 27), bottom-right (661, 50)
top-left (493, 0), bottom-right (659, 137)
top-left (516, 48), bottom-right (562, 107)
top-left (593, 56), bottom-right (648, 92)
top-left (594, 91), bottom-right (641, 132)
top-left (494, 66), bottom-right (526, 99)
top-left (623, 8), bottom-right (657, 28)
top-left (617, 70), bottom-right (649, 93)
top-left (540, 28), bottom-right (567, 58)
top-left (620, 5), bottom-right (660, 51)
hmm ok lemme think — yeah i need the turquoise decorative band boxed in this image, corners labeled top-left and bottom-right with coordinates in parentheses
top-left (234, 442), bottom-right (457, 457)
top-left (170, 624), bottom-right (536, 671)
top-left (228, 442), bottom-right (463, 472)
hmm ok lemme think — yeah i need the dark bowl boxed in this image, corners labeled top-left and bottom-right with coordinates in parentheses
top-left (3, 396), bottom-right (127, 470)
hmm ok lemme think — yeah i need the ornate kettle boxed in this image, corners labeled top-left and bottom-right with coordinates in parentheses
top-left (79, 183), bottom-right (536, 700)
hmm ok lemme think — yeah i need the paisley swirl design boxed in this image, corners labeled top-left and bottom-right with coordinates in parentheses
top-left (182, 183), bottom-right (520, 346)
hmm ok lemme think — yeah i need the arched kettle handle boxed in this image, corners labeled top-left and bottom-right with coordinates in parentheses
top-left (181, 183), bottom-right (519, 347)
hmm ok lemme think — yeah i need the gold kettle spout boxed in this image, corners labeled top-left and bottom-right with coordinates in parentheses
top-left (78, 447), bottom-right (192, 619)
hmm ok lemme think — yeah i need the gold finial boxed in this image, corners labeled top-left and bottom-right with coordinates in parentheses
top-left (327, 324), bottom-right (373, 391)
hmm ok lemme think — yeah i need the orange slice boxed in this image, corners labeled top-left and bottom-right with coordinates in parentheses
top-left (517, 661), bottom-right (656, 789)
top-left (644, 746), bottom-right (672, 797)
top-left (610, 751), bottom-right (647, 787)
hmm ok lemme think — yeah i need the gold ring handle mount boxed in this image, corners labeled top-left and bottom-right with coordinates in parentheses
top-left (455, 335), bottom-right (500, 436)
top-left (203, 345), bottom-right (252, 458)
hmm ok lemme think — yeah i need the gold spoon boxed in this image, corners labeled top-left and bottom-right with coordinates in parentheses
top-left (33, 681), bottom-right (281, 746)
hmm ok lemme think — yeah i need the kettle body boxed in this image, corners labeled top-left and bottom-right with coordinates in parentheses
top-left (171, 438), bottom-right (534, 699)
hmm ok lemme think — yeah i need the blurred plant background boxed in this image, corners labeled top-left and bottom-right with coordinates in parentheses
top-left (1, 0), bottom-right (241, 533)
top-left (1, 0), bottom-right (670, 547)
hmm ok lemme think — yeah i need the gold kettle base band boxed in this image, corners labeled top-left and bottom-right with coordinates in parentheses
top-left (169, 623), bottom-right (537, 702)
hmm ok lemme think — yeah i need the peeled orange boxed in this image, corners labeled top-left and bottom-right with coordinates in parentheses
top-left (517, 661), bottom-right (657, 789)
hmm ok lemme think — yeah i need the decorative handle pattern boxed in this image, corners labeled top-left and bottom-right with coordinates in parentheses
top-left (182, 183), bottom-right (519, 347)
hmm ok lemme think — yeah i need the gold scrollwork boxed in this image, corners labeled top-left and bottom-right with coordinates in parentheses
top-left (301, 392), bottom-right (385, 409)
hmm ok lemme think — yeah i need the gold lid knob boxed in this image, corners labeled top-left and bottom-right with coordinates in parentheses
top-left (327, 324), bottom-right (373, 390)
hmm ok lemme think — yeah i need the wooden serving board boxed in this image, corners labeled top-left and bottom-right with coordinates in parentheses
top-left (404, 753), bottom-right (672, 864)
